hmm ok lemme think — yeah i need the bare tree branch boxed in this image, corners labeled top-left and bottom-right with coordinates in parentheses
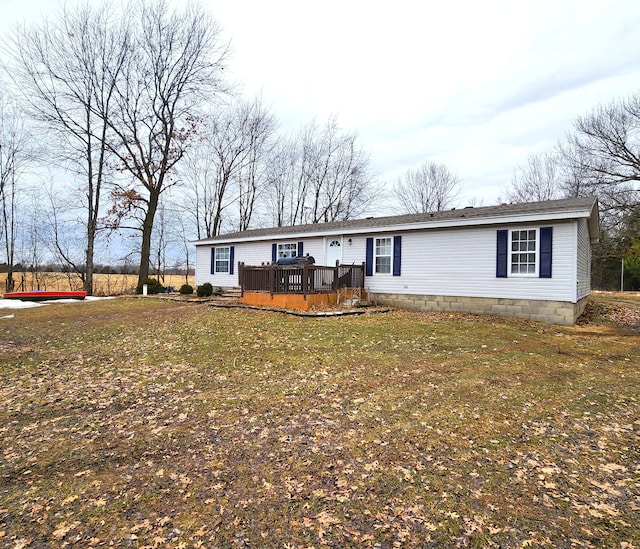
top-left (393, 161), bottom-right (460, 213)
top-left (99, 0), bottom-right (230, 284)
top-left (506, 152), bottom-right (562, 203)
top-left (4, 2), bottom-right (128, 294)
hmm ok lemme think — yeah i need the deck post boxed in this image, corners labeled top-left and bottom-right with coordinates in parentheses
top-left (302, 263), bottom-right (308, 299)
top-left (269, 264), bottom-right (275, 296)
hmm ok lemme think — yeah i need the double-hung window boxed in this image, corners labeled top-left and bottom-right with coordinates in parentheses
top-left (374, 237), bottom-right (392, 274)
top-left (278, 242), bottom-right (298, 259)
top-left (365, 236), bottom-right (401, 277)
top-left (497, 227), bottom-right (552, 278)
top-left (510, 229), bottom-right (537, 276)
top-left (214, 246), bottom-right (231, 273)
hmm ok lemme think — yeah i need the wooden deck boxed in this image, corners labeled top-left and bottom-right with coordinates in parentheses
top-left (238, 262), bottom-right (365, 310)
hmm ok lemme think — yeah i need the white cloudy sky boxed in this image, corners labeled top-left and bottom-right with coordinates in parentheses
top-left (3, 0), bottom-right (640, 210)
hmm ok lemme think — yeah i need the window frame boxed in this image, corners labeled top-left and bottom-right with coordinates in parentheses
top-left (277, 242), bottom-right (298, 259)
top-left (374, 236), bottom-right (393, 275)
top-left (214, 246), bottom-right (231, 274)
top-left (508, 228), bottom-right (538, 277)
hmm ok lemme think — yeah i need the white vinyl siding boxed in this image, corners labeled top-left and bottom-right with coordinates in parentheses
top-left (344, 221), bottom-right (578, 303)
top-left (195, 239), bottom-right (323, 287)
top-left (576, 218), bottom-right (591, 300)
top-left (195, 220), bottom-right (583, 303)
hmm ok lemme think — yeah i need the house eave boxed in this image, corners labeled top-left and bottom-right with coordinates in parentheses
top-left (192, 206), bottom-right (597, 246)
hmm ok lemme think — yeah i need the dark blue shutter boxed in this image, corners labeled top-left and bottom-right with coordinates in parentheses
top-left (272, 243), bottom-right (277, 262)
top-left (365, 238), bottom-right (373, 276)
top-left (229, 246), bottom-right (235, 275)
top-left (210, 247), bottom-right (216, 275)
top-left (496, 230), bottom-right (508, 278)
top-left (298, 241), bottom-right (304, 257)
top-left (539, 227), bottom-right (552, 278)
top-left (393, 235), bottom-right (402, 276)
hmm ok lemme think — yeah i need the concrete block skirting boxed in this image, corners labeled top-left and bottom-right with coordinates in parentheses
top-left (369, 293), bottom-right (590, 326)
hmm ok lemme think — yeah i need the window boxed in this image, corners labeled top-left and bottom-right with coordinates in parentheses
top-left (215, 246), bottom-right (231, 273)
top-left (278, 242), bottom-right (298, 259)
top-left (510, 229), bottom-right (537, 275)
top-left (366, 236), bottom-right (401, 277)
top-left (375, 237), bottom-right (392, 274)
top-left (497, 227), bottom-right (551, 279)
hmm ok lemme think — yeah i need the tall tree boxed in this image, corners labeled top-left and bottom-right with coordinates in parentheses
top-left (6, 2), bottom-right (127, 294)
top-left (268, 117), bottom-right (375, 226)
top-left (103, 0), bottom-right (229, 285)
top-left (561, 92), bottom-right (640, 224)
top-left (304, 118), bottom-right (373, 224)
top-left (0, 89), bottom-right (34, 292)
top-left (393, 161), bottom-right (460, 214)
top-left (234, 98), bottom-right (277, 231)
top-left (265, 141), bottom-right (296, 227)
top-left (181, 97), bottom-right (275, 238)
top-left (506, 152), bottom-right (562, 203)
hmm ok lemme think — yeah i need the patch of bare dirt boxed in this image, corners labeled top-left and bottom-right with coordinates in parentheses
top-left (0, 341), bottom-right (33, 357)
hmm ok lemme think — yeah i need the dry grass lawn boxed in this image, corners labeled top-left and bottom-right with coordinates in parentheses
top-left (0, 293), bottom-right (639, 547)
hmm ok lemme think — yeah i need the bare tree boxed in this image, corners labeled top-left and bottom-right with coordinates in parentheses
top-left (305, 118), bottom-right (373, 223)
top-left (0, 90), bottom-right (35, 292)
top-left (181, 97), bottom-right (275, 238)
top-left (170, 212), bottom-right (194, 286)
top-left (267, 117), bottom-right (375, 226)
top-left (234, 98), bottom-right (277, 231)
top-left (5, 3), bottom-right (128, 294)
top-left (102, 0), bottom-right (229, 285)
top-left (394, 161), bottom-right (461, 214)
top-left (14, 191), bottom-right (48, 291)
top-left (506, 152), bottom-right (562, 203)
top-left (265, 141), bottom-right (296, 227)
top-left (560, 92), bottom-right (640, 221)
top-left (180, 126), bottom-right (225, 240)
top-left (566, 93), bottom-right (640, 190)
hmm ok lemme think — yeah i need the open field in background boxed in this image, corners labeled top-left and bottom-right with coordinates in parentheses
top-left (1, 293), bottom-right (639, 547)
top-left (0, 273), bottom-right (195, 296)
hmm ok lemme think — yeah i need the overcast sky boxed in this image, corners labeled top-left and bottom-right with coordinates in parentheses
top-left (3, 0), bottom-right (640, 210)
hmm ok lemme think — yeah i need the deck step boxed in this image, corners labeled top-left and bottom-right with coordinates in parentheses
top-left (346, 298), bottom-right (368, 307)
top-left (221, 287), bottom-right (242, 298)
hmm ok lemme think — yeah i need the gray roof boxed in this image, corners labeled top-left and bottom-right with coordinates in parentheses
top-left (194, 196), bottom-right (599, 244)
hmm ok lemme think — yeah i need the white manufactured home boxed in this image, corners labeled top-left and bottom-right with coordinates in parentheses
top-left (194, 197), bottom-right (599, 325)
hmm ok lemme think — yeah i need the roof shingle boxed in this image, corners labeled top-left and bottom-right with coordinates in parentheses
top-left (194, 196), bottom-right (598, 244)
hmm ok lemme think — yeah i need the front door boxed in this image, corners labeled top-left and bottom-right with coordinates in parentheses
top-left (326, 237), bottom-right (342, 266)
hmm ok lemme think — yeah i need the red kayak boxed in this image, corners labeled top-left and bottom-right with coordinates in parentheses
top-left (3, 291), bottom-right (87, 301)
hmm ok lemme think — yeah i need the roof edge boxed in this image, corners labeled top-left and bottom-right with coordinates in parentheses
top-left (192, 197), bottom-right (599, 245)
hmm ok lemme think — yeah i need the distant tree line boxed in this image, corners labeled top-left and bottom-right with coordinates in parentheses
top-left (0, 262), bottom-right (193, 276)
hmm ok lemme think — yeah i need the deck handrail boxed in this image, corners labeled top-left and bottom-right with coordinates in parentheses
top-left (238, 262), bottom-right (365, 299)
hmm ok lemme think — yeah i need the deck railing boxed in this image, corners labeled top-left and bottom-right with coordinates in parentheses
top-left (238, 262), bottom-right (365, 298)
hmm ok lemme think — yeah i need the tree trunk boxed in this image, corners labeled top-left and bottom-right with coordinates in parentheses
top-left (85, 240), bottom-right (94, 295)
top-left (138, 190), bottom-right (160, 285)
top-left (5, 271), bottom-right (15, 292)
